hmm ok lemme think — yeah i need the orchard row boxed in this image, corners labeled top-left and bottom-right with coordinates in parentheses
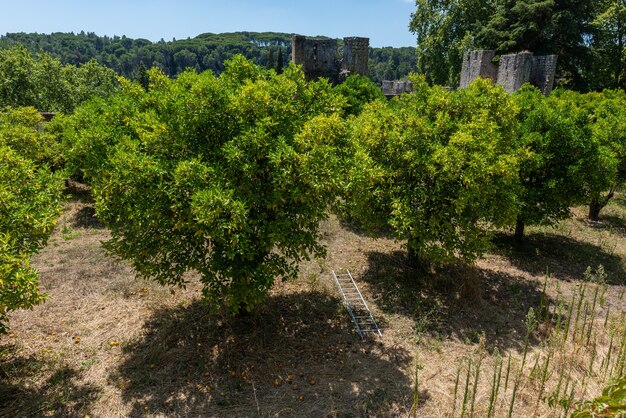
top-left (2, 56), bottom-right (625, 332)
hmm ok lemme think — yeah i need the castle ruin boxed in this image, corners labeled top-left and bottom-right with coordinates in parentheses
top-left (291, 35), bottom-right (369, 83)
top-left (381, 80), bottom-right (413, 98)
top-left (460, 50), bottom-right (557, 95)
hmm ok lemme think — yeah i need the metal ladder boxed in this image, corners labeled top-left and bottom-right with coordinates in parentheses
top-left (332, 270), bottom-right (382, 339)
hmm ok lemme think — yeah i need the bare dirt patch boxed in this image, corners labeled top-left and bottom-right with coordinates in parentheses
top-left (1, 184), bottom-right (625, 417)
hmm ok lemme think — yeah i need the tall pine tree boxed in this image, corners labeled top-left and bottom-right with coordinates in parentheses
top-left (267, 48), bottom-right (275, 70)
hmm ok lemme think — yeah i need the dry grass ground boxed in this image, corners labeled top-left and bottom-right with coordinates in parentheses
top-left (1, 183), bottom-right (625, 417)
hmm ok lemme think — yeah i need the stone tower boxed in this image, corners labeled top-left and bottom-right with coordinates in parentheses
top-left (530, 55), bottom-right (558, 96)
top-left (291, 35), bottom-right (369, 83)
top-left (291, 35), bottom-right (340, 82)
top-left (342, 37), bottom-right (369, 77)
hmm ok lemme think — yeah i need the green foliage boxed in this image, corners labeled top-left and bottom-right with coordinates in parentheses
top-left (589, 0), bottom-right (626, 90)
top-left (573, 374), bottom-right (626, 417)
top-left (0, 107), bottom-right (60, 167)
top-left (276, 47), bottom-right (284, 75)
top-left (410, 0), bottom-right (622, 90)
top-left (573, 89), bottom-right (626, 219)
top-left (368, 47), bottom-right (418, 85)
top-left (0, 45), bottom-right (118, 112)
top-left (345, 77), bottom-right (520, 264)
top-left (0, 32), bottom-right (415, 86)
top-left (333, 74), bottom-right (386, 116)
top-left (513, 86), bottom-right (597, 236)
top-left (64, 57), bottom-right (349, 313)
top-left (0, 110), bottom-right (64, 333)
top-left (410, 0), bottom-right (495, 86)
top-left (476, 0), bottom-right (595, 90)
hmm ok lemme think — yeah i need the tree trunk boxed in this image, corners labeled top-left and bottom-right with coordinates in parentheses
top-left (514, 217), bottom-right (525, 244)
top-left (588, 188), bottom-right (615, 221)
top-left (407, 237), bottom-right (421, 269)
top-left (588, 197), bottom-right (603, 221)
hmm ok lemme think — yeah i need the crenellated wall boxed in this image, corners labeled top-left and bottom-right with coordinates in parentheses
top-left (381, 80), bottom-right (413, 98)
top-left (460, 50), bottom-right (558, 95)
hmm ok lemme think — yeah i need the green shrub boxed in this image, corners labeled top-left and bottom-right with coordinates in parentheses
top-left (333, 74), bottom-right (385, 116)
top-left (512, 86), bottom-right (597, 241)
top-left (345, 77), bottom-right (521, 266)
top-left (573, 375), bottom-right (626, 417)
top-left (0, 146), bottom-right (63, 333)
top-left (64, 56), bottom-right (349, 313)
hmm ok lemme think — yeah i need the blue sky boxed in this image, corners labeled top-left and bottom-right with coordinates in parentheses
top-left (1, 0), bottom-right (417, 48)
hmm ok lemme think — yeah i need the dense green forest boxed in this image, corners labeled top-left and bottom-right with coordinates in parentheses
top-left (0, 31), bottom-right (417, 85)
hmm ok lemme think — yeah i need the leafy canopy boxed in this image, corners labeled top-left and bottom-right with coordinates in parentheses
top-left (0, 108), bottom-right (64, 333)
top-left (556, 89), bottom-right (626, 219)
top-left (0, 45), bottom-right (118, 112)
top-left (345, 77), bottom-right (521, 264)
top-left (333, 74), bottom-right (385, 116)
top-left (65, 56), bottom-right (349, 313)
top-left (513, 86), bottom-right (596, 232)
top-left (410, 0), bottom-right (619, 91)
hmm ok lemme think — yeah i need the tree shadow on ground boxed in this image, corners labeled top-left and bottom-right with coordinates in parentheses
top-left (491, 232), bottom-right (626, 285)
top-left (70, 205), bottom-right (103, 229)
top-left (64, 181), bottom-right (105, 230)
top-left (585, 214), bottom-right (626, 238)
top-left (334, 212), bottom-right (397, 240)
top-left (361, 250), bottom-right (548, 354)
top-left (612, 194), bottom-right (626, 209)
top-left (0, 345), bottom-right (100, 417)
top-left (113, 291), bottom-right (413, 417)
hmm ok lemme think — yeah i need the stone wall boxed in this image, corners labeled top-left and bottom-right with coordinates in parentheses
top-left (496, 52), bottom-right (533, 93)
top-left (291, 35), bottom-right (339, 82)
top-left (530, 55), bottom-right (558, 96)
top-left (342, 37), bottom-right (369, 77)
top-left (460, 50), bottom-right (558, 95)
top-left (381, 80), bottom-right (413, 98)
top-left (459, 50), bottom-right (498, 89)
top-left (291, 35), bottom-right (369, 83)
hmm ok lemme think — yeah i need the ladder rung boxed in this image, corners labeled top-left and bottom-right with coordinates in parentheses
top-left (332, 269), bottom-right (381, 339)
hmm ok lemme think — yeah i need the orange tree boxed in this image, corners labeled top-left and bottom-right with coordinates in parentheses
top-left (512, 86), bottom-right (597, 242)
top-left (344, 77), bottom-right (521, 267)
top-left (556, 89), bottom-right (626, 221)
top-left (0, 108), bottom-right (63, 333)
top-left (63, 57), bottom-right (349, 313)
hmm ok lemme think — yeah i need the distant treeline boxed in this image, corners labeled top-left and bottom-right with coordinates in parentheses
top-left (0, 31), bottom-right (417, 85)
